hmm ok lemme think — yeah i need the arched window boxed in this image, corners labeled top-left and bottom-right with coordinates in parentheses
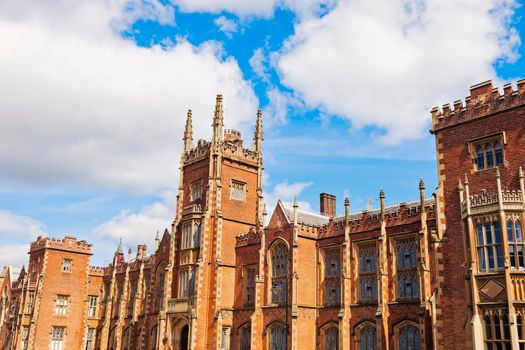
top-left (485, 143), bottom-right (494, 168)
top-left (239, 323), bottom-right (251, 350)
top-left (508, 219), bottom-right (524, 269)
top-left (324, 327), bottom-right (338, 350)
top-left (323, 248), bottom-right (341, 306)
top-left (270, 241), bottom-right (288, 303)
top-left (476, 145), bottom-right (485, 170)
top-left (494, 141), bottom-right (503, 165)
top-left (269, 324), bottom-right (286, 350)
top-left (359, 244), bottom-right (377, 303)
top-left (398, 323), bottom-right (421, 350)
top-left (156, 267), bottom-right (166, 311)
top-left (357, 323), bottom-right (377, 350)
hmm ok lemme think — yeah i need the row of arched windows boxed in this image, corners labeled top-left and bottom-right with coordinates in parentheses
top-left (235, 321), bottom-right (421, 350)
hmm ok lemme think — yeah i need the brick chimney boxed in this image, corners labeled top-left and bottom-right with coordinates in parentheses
top-left (320, 193), bottom-right (336, 217)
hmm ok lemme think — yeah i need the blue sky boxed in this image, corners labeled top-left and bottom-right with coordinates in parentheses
top-left (0, 0), bottom-right (523, 266)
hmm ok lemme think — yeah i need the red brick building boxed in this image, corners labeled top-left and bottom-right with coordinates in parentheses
top-left (0, 80), bottom-right (524, 349)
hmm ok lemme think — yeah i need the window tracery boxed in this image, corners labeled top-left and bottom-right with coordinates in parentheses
top-left (270, 241), bottom-right (288, 304)
top-left (323, 248), bottom-right (341, 306)
top-left (359, 244), bottom-right (377, 303)
top-left (396, 238), bottom-right (419, 300)
top-left (476, 220), bottom-right (503, 272)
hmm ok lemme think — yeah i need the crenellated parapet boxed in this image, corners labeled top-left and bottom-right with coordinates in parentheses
top-left (235, 228), bottom-right (262, 247)
top-left (183, 139), bottom-right (211, 165)
top-left (431, 79), bottom-right (525, 133)
top-left (29, 235), bottom-right (92, 254)
top-left (89, 266), bottom-right (105, 276)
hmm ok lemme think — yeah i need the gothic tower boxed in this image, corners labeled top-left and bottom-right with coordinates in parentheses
top-left (166, 96), bottom-right (264, 349)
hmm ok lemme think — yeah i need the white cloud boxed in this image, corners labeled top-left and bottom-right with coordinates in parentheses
top-left (0, 0), bottom-right (258, 193)
top-left (264, 180), bottom-right (314, 214)
top-left (170, 0), bottom-right (336, 19)
top-left (92, 190), bottom-right (175, 248)
top-left (214, 16), bottom-right (238, 38)
top-left (0, 210), bottom-right (47, 268)
top-left (0, 244), bottom-right (30, 269)
top-left (250, 48), bottom-right (270, 82)
top-left (277, 0), bottom-right (520, 143)
top-left (0, 210), bottom-right (46, 240)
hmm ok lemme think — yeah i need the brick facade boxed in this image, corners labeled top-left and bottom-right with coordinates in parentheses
top-left (1, 80), bottom-right (524, 349)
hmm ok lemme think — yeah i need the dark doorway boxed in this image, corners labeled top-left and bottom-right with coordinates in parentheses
top-left (180, 325), bottom-right (189, 350)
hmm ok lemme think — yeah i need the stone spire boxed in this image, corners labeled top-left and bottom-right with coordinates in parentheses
top-left (115, 238), bottom-right (123, 255)
top-left (212, 94), bottom-right (224, 144)
top-left (155, 230), bottom-right (160, 250)
top-left (379, 189), bottom-right (385, 221)
top-left (253, 109), bottom-right (263, 153)
top-left (293, 196), bottom-right (299, 226)
top-left (183, 109), bottom-right (193, 153)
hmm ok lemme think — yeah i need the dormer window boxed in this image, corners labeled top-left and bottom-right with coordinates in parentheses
top-left (231, 180), bottom-right (246, 201)
top-left (470, 133), bottom-right (505, 171)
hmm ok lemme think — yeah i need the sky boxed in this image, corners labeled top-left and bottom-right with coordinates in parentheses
top-left (0, 0), bottom-right (523, 266)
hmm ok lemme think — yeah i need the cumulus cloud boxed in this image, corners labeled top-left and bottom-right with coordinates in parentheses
top-left (214, 16), bottom-right (239, 38)
top-left (264, 180), bottom-right (314, 215)
top-left (277, 0), bottom-right (520, 143)
top-left (170, 0), bottom-right (335, 19)
top-left (92, 190), bottom-right (175, 248)
top-left (0, 0), bottom-right (258, 193)
top-left (0, 210), bottom-right (47, 267)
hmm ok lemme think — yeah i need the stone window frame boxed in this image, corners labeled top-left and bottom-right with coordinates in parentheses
top-left (357, 241), bottom-right (378, 304)
top-left (51, 326), bottom-right (66, 350)
top-left (319, 321), bottom-right (339, 350)
top-left (468, 132), bottom-right (506, 172)
top-left (26, 291), bottom-right (35, 314)
top-left (221, 326), bottom-right (232, 350)
top-left (62, 259), bottom-right (72, 273)
top-left (267, 239), bottom-right (289, 305)
top-left (178, 268), bottom-right (189, 299)
top-left (482, 308), bottom-right (511, 349)
top-left (265, 321), bottom-right (287, 350)
top-left (238, 322), bottom-right (251, 350)
top-left (54, 295), bottom-right (69, 316)
top-left (21, 326), bottom-right (29, 350)
top-left (85, 327), bottom-right (95, 350)
top-left (190, 180), bottom-right (203, 202)
top-left (87, 295), bottom-right (97, 318)
top-left (475, 216), bottom-right (504, 273)
top-left (393, 320), bottom-right (421, 350)
top-left (506, 214), bottom-right (524, 270)
top-left (354, 320), bottom-right (377, 350)
top-left (230, 180), bottom-right (246, 202)
top-left (181, 219), bottom-right (202, 250)
top-left (516, 308), bottom-right (525, 345)
top-left (243, 265), bottom-right (257, 307)
top-left (155, 264), bottom-right (167, 311)
top-left (392, 235), bottom-right (420, 301)
top-left (320, 245), bottom-right (341, 306)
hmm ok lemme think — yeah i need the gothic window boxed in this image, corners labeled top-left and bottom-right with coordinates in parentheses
top-left (191, 181), bottom-right (202, 202)
top-left (85, 328), bottom-right (95, 350)
top-left (398, 323), bottom-right (421, 350)
top-left (221, 327), bottom-right (231, 350)
top-left (517, 313), bottom-right (525, 348)
top-left (324, 327), bottom-right (338, 350)
top-left (231, 180), bottom-right (246, 201)
top-left (471, 135), bottom-right (505, 171)
top-left (149, 326), bottom-right (157, 350)
top-left (178, 269), bottom-right (189, 298)
top-left (189, 269), bottom-right (196, 297)
top-left (269, 324), bottom-right (286, 350)
top-left (359, 244), bottom-right (377, 303)
top-left (323, 248), bottom-right (341, 306)
top-left (483, 311), bottom-right (511, 349)
top-left (26, 292), bottom-right (34, 314)
top-left (245, 266), bottom-right (256, 306)
top-left (396, 238), bottom-right (419, 300)
top-left (127, 281), bottom-right (136, 316)
top-left (271, 241), bottom-right (288, 304)
top-left (88, 296), bottom-right (97, 318)
top-left (357, 324), bottom-right (377, 350)
top-left (182, 222), bottom-right (192, 249)
top-left (62, 259), bottom-right (72, 273)
top-left (477, 221), bottom-right (504, 272)
top-left (193, 222), bottom-right (201, 248)
top-left (507, 219), bottom-right (524, 270)
top-left (51, 326), bottom-right (65, 350)
top-left (156, 269), bottom-right (165, 311)
top-left (55, 295), bottom-right (68, 315)
top-left (21, 326), bottom-right (29, 350)
top-left (240, 324), bottom-right (251, 350)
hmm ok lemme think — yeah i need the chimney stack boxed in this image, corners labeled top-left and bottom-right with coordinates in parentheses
top-left (320, 193), bottom-right (336, 217)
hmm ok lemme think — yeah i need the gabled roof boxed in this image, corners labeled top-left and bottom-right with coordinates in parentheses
top-left (281, 205), bottom-right (330, 226)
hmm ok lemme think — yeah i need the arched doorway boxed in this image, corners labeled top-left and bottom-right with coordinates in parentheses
top-left (180, 325), bottom-right (189, 350)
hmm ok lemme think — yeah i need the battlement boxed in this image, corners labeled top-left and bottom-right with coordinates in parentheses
top-left (235, 228), bottom-right (262, 247)
top-left (224, 129), bottom-right (242, 143)
top-left (30, 235), bottom-right (93, 254)
top-left (89, 266), bottom-right (105, 276)
top-left (431, 79), bottom-right (525, 133)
